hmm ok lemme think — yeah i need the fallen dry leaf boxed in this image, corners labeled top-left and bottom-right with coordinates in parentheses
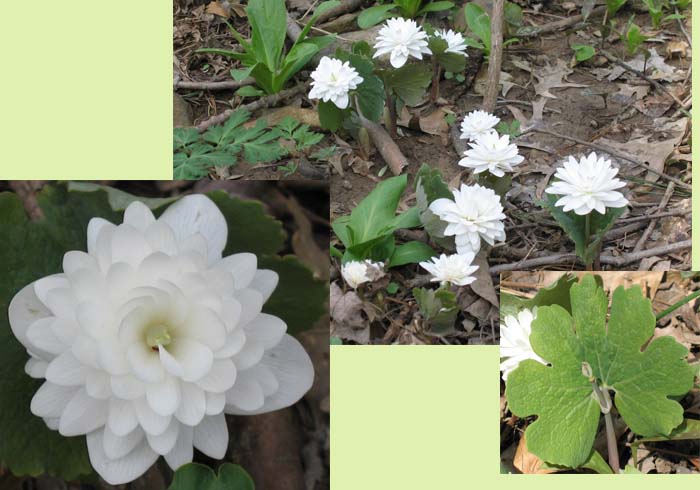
top-left (513, 435), bottom-right (557, 474)
top-left (330, 283), bottom-right (370, 344)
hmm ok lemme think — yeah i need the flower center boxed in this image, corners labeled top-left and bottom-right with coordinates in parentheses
top-left (145, 324), bottom-right (172, 351)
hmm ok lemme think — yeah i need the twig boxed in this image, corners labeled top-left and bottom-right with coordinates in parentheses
top-left (530, 128), bottom-right (692, 190)
top-left (358, 114), bottom-right (408, 176)
top-left (489, 240), bottom-right (691, 273)
top-left (174, 78), bottom-right (255, 91)
top-left (633, 182), bottom-right (674, 252)
top-left (482, 0), bottom-right (504, 113)
top-left (196, 83), bottom-right (308, 132)
top-left (599, 49), bottom-right (689, 112)
top-left (516, 6), bottom-right (606, 38)
top-left (675, 7), bottom-right (692, 46)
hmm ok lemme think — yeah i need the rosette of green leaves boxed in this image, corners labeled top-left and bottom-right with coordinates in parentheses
top-left (0, 183), bottom-right (326, 481)
top-left (332, 175), bottom-right (435, 266)
top-left (198, 0), bottom-right (339, 95)
top-left (506, 275), bottom-right (695, 469)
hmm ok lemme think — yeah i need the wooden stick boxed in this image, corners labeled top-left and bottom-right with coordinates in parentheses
top-left (358, 114), bottom-right (408, 176)
top-left (482, 0), bottom-right (504, 113)
top-left (175, 79), bottom-right (255, 91)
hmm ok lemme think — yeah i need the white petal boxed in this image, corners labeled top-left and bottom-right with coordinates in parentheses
top-left (158, 346), bottom-right (185, 378)
top-left (181, 307), bottom-right (227, 351)
top-left (164, 425), bottom-right (194, 471)
top-left (224, 376), bottom-right (264, 412)
top-left (126, 344), bottom-right (165, 383)
top-left (236, 289), bottom-right (264, 327)
top-left (159, 195), bottom-right (228, 265)
top-left (196, 359), bottom-right (237, 393)
top-left (175, 383), bottom-right (206, 426)
top-left (215, 327), bottom-right (246, 358)
top-left (232, 339), bottom-right (264, 370)
top-left (103, 425), bottom-right (145, 460)
top-left (26, 317), bottom-right (67, 355)
top-left (86, 370), bottom-right (112, 399)
top-left (168, 338), bottom-right (214, 383)
top-left (219, 253), bottom-right (257, 289)
top-left (146, 419), bottom-right (180, 455)
top-left (134, 397), bottom-right (172, 436)
top-left (123, 201), bottom-right (156, 232)
top-left (249, 270), bottom-right (279, 302)
top-left (244, 313), bottom-right (286, 349)
top-left (31, 382), bottom-right (78, 418)
top-left (58, 388), bottom-right (108, 436)
top-left (87, 429), bottom-right (158, 485)
top-left (33, 274), bottom-right (69, 306)
top-left (25, 357), bottom-right (48, 378)
top-left (8, 282), bottom-right (52, 354)
top-left (146, 375), bottom-right (181, 416)
top-left (111, 375), bottom-right (146, 400)
top-left (205, 392), bottom-right (226, 415)
top-left (226, 335), bottom-right (313, 415)
top-left (63, 250), bottom-right (99, 276)
top-left (193, 413), bottom-right (228, 459)
top-left (87, 217), bottom-right (114, 256)
top-left (108, 398), bottom-right (139, 436)
top-left (46, 351), bottom-right (87, 386)
top-left (110, 225), bottom-right (153, 267)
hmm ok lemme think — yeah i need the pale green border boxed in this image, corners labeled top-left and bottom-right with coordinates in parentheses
top-left (0, 1), bottom-right (172, 179)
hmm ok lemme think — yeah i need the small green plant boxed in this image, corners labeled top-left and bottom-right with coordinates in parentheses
top-left (332, 174), bottom-right (435, 266)
top-left (463, 2), bottom-right (520, 58)
top-left (278, 161), bottom-right (298, 177)
top-left (623, 22), bottom-right (648, 55)
top-left (413, 286), bottom-right (459, 334)
top-left (199, 0), bottom-right (339, 94)
top-left (505, 275), bottom-right (695, 473)
top-left (571, 44), bottom-right (596, 63)
top-left (173, 112), bottom-right (327, 179)
top-left (358, 0), bottom-right (454, 29)
top-left (606, 0), bottom-right (627, 17)
top-left (495, 119), bottom-right (520, 138)
top-left (642, 0), bottom-right (685, 28)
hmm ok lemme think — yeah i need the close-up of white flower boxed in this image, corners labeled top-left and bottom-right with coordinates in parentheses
top-left (459, 110), bottom-right (500, 142)
top-left (8, 195), bottom-right (314, 485)
top-left (545, 152), bottom-right (629, 215)
top-left (429, 184), bottom-right (506, 255)
top-left (419, 253), bottom-right (478, 287)
top-left (500, 308), bottom-right (547, 381)
top-left (340, 260), bottom-right (385, 289)
top-left (308, 56), bottom-right (364, 109)
top-left (373, 18), bottom-right (431, 68)
top-left (459, 131), bottom-right (524, 177)
top-left (434, 29), bottom-right (468, 56)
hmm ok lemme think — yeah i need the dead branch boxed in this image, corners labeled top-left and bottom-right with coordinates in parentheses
top-left (482, 0), bottom-right (504, 113)
top-left (517, 6), bottom-right (607, 38)
top-left (175, 78), bottom-right (255, 91)
top-left (196, 83), bottom-right (309, 132)
top-left (358, 114), bottom-right (408, 175)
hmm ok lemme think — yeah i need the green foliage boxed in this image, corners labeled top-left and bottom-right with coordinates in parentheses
top-left (169, 463), bottom-right (254, 490)
top-left (427, 36), bottom-right (467, 73)
top-left (506, 275), bottom-right (695, 469)
top-left (414, 164), bottom-right (454, 249)
top-left (464, 3), bottom-right (491, 55)
top-left (358, 1), bottom-right (454, 28)
top-left (500, 274), bottom-right (577, 320)
top-left (386, 282), bottom-right (400, 294)
top-left (606, 0), bottom-right (627, 16)
top-left (275, 116), bottom-right (324, 151)
top-left (495, 120), bottom-right (520, 138)
top-left (413, 286), bottom-right (459, 334)
top-left (384, 63), bottom-right (432, 106)
top-left (173, 109), bottom-right (287, 179)
top-left (571, 44), bottom-right (596, 63)
top-left (624, 23), bottom-right (648, 55)
top-left (641, 0), bottom-right (683, 28)
top-left (332, 175), bottom-right (434, 266)
top-left (541, 194), bottom-right (626, 265)
top-left (199, 0), bottom-right (339, 94)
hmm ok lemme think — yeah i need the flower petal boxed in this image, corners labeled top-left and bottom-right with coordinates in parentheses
top-left (30, 382), bottom-right (78, 418)
top-left (146, 419), bottom-right (180, 455)
top-left (87, 429), bottom-right (158, 485)
top-left (146, 375), bottom-right (181, 416)
top-left (103, 425), bottom-right (145, 460)
top-left (174, 383), bottom-right (206, 426)
top-left (108, 398), bottom-right (139, 436)
top-left (164, 425), bottom-right (194, 471)
top-left (8, 282), bottom-right (52, 354)
top-left (58, 388), bottom-right (108, 436)
top-left (193, 413), bottom-right (228, 459)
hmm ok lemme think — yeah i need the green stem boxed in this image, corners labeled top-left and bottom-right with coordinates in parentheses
top-left (589, 378), bottom-right (620, 473)
top-left (584, 213), bottom-right (593, 271)
top-left (430, 60), bottom-right (441, 102)
top-left (655, 289), bottom-right (700, 320)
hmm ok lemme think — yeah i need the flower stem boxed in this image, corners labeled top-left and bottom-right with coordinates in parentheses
top-left (584, 213), bottom-right (593, 271)
top-left (430, 60), bottom-right (441, 102)
top-left (655, 289), bottom-right (700, 320)
top-left (385, 85), bottom-right (397, 139)
top-left (590, 378), bottom-right (620, 473)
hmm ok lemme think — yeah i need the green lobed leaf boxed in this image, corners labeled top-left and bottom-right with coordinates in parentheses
top-left (413, 287), bottom-right (459, 334)
top-left (335, 50), bottom-right (385, 122)
top-left (571, 44), bottom-right (596, 62)
top-left (436, 52), bottom-right (466, 73)
top-left (464, 3), bottom-right (491, 55)
top-left (385, 63), bottom-right (432, 106)
top-left (500, 274), bottom-right (577, 320)
top-left (259, 255), bottom-right (328, 334)
top-left (414, 164), bottom-right (454, 249)
top-left (169, 463), bottom-right (255, 490)
top-left (318, 100), bottom-right (345, 131)
top-left (506, 275), bottom-right (695, 469)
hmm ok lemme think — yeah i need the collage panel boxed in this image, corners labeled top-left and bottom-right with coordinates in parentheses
top-left (500, 271), bottom-right (700, 474)
top-left (0, 181), bottom-right (329, 488)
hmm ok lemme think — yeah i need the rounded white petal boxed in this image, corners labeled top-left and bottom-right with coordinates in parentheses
top-left (87, 429), bottom-right (159, 485)
top-left (193, 413), bottom-right (229, 459)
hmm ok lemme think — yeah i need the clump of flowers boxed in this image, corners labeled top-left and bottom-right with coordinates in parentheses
top-left (419, 253), bottom-right (478, 287)
top-left (8, 195), bottom-right (314, 484)
top-left (373, 17), bottom-right (431, 68)
top-left (543, 152), bottom-right (629, 267)
top-left (308, 56), bottom-right (364, 109)
top-left (459, 131), bottom-right (524, 177)
top-left (459, 110), bottom-right (500, 142)
top-left (500, 308), bottom-right (546, 381)
top-left (340, 260), bottom-right (385, 289)
top-left (429, 183), bottom-right (506, 255)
